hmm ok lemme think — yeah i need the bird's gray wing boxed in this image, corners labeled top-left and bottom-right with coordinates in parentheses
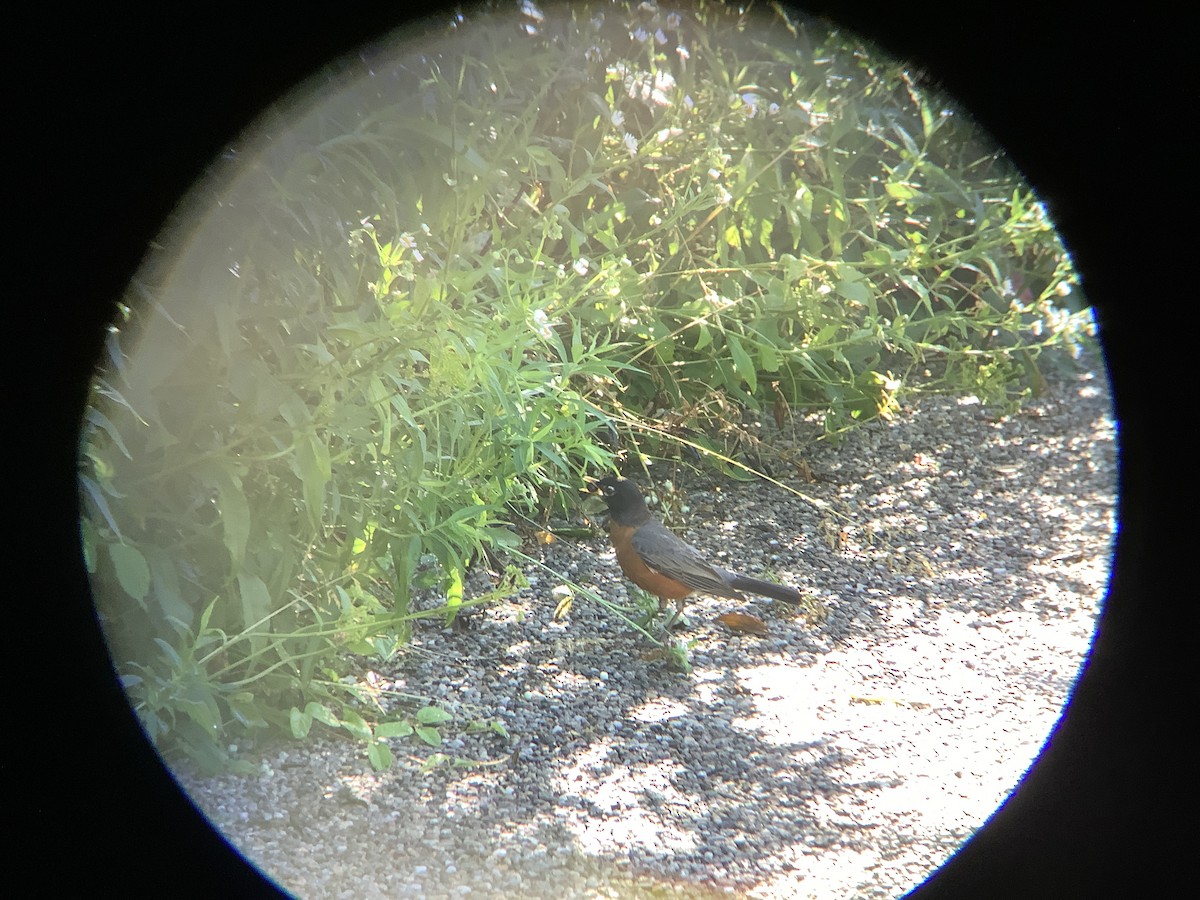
top-left (630, 522), bottom-right (744, 600)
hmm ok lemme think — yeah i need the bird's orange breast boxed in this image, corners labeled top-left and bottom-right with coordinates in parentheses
top-left (609, 522), bottom-right (694, 603)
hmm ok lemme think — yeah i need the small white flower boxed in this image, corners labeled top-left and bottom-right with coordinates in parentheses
top-left (573, 257), bottom-right (590, 277)
top-left (623, 132), bottom-right (639, 156)
top-left (531, 308), bottom-right (554, 339)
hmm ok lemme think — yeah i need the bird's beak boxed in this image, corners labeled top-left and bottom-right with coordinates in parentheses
top-left (580, 474), bottom-right (601, 496)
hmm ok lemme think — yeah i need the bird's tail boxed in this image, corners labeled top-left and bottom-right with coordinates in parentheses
top-left (727, 573), bottom-right (802, 604)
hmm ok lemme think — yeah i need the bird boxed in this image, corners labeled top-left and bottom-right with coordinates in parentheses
top-left (588, 475), bottom-right (802, 626)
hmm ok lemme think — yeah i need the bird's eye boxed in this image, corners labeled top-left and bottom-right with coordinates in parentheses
top-left (603, 485), bottom-right (614, 496)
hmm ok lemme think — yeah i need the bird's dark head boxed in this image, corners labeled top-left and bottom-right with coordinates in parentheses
top-left (591, 475), bottom-right (649, 519)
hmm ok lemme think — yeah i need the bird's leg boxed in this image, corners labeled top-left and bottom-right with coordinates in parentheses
top-left (661, 599), bottom-right (688, 632)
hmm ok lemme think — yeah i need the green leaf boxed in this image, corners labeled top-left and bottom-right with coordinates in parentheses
top-left (153, 637), bottom-right (183, 669)
top-left (305, 701), bottom-right (341, 728)
top-left (375, 720), bottom-right (415, 739)
top-left (278, 392), bottom-right (312, 428)
top-left (758, 341), bottom-right (781, 373)
top-left (415, 725), bottom-right (442, 747)
top-left (79, 475), bottom-right (124, 541)
top-left (296, 431), bottom-right (331, 532)
top-left (885, 181), bottom-right (920, 202)
top-left (339, 708), bottom-right (372, 741)
top-left (727, 334), bottom-right (757, 395)
top-left (836, 278), bottom-right (872, 305)
top-left (444, 566), bottom-right (465, 626)
top-left (197, 596), bottom-right (220, 633)
top-left (177, 683), bottom-right (221, 734)
top-left (107, 542), bottom-right (150, 601)
top-left (226, 692), bottom-right (268, 729)
top-left (84, 407), bottom-right (133, 459)
top-left (290, 706), bottom-right (313, 738)
top-left (236, 573), bottom-right (272, 639)
top-left (891, 122), bottom-right (921, 159)
top-left (146, 548), bottom-right (190, 624)
top-left (367, 740), bottom-right (394, 771)
top-left (795, 185), bottom-right (813, 221)
top-left (481, 526), bottom-right (521, 551)
top-left (368, 374), bottom-right (392, 455)
top-left (416, 706), bottom-right (453, 725)
top-left (195, 463), bottom-right (249, 568)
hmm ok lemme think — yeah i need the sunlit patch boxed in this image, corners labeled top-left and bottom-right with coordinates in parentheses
top-left (629, 697), bottom-right (691, 723)
top-left (731, 663), bottom-right (831, 744)
top-left (554, 743), bottom-right (700, 856)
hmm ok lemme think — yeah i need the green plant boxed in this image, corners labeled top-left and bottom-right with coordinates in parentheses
top-left (80, 0), bottom-right (1093, 770)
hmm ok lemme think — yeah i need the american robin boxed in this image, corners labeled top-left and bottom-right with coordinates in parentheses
top-left (589, 475), bottom-right (802, 624)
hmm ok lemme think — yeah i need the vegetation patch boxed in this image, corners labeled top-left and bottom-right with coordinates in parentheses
top-left (79, 1), bottom-right (1094, 771)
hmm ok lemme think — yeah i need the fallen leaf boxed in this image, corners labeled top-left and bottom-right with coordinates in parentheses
top-left (717, 612), bottom-right (769, 635)
top-left (773, 394), bottom-right (790, 429)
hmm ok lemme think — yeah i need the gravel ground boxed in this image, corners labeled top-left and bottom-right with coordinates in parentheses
top-left (175, 363), bottom-right (1115, 899)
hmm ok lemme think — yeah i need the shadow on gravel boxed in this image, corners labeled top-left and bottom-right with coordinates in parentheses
top-left (181, 373), bottom-right (1114, 898)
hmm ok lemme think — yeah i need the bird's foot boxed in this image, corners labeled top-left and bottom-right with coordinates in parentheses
top-left (661, 608), bottom-right (689, 632)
